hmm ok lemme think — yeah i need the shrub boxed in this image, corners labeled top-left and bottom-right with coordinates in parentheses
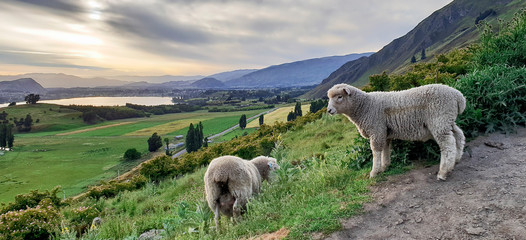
top-left (123, 148), bottom-right (141, 161)
top-left (453, 65), bottom-right (526, 137)
top-left (62, 205), bottom-right (100, 235)
top-left (0, 199), bottom-right (62, 240)
top-left (1, 187), bottom-right (62, 214)
top-left (87, 175), bottom-right (147, 200)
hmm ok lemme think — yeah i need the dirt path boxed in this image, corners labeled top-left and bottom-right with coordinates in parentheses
top-left (56, 122), bottom-right (133, 136)
top-left (325, 127), bottom-right (526, 240)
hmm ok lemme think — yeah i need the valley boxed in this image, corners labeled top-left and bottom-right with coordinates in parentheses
top-left (0, 103), bottom-right (277, 204)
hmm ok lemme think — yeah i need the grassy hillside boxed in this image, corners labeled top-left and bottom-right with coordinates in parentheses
top-left (0, 107), bottom-right (268, 204)
top-left (306, 0), bottom-right (526, 98)
top-left (51, 114), bottom-right (392, 239)
top-left (1, 103), bottom-right (86, 132)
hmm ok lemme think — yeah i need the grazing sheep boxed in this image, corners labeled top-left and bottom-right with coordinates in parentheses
top-left (327, 83), bottom-right (465, 180)
top-left (204, 155), bottom-right (280, 227)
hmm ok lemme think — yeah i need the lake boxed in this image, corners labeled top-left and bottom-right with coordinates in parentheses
top-left (0, 96), bottom-right (175, 108)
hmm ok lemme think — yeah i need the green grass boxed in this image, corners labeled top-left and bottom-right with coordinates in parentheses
top-left (61, 113), bottom-right (414, 239)
top-left (0, 108), bottom-right (270, 204)
top-left (1, 103), bottom-right (86, 133)
top-left (215, 127), bottom-right (257, 142)
top-left (0, 135), bottom-right (150, 204)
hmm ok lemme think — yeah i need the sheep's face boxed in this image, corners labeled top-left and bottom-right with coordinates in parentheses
top-left (267, 157), bottom-right (280, 171)
top-left (327, 84), bottom-right (353, 115)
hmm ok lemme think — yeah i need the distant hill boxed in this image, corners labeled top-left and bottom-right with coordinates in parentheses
top-left (306, 0), bottom-right (526, 98)
top-left (225, 53), bottom-right (373, 88)
top-left (207, 69), bottom-right (258, 82)
top-left (109, 75), bottom-right (204, 84)
top-left (190, 77), bottom-right (225, 89)
top-left (0, 78), bottom-right (46, 93)
top-left (0, 73), bottom-right (130, 88)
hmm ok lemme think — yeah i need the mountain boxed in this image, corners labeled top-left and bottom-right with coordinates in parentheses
top-left (0, 78), bottom-right (47, 93)
top-left (0, 73), bottom-right (130, 88)
top-left (190, 77), bottom-right (226, 89)
top-left (109, 75), bottom-right (204, 84)
top-left (225, 53), bottom-right (373, 88)
top-left (207, 69), bottom-right (258, 82)
top-left (306, 0), bottom-right (526, 98)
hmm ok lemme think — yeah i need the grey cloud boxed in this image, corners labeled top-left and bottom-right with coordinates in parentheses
top-left (104, 3), bottom-right (213, 45)
top-left (0, 50), bottom-right (108, 70)
top-left (12, 0), bottom-right (84, 12)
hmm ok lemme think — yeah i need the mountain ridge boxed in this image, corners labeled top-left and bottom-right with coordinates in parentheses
top-left (306, 0), bottom-right (526, 98)
top-left (226, 53), bottom-right (374, 88)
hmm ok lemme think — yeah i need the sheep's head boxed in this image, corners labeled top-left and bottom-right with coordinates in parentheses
top-left (327, 83), bottom-right (355, 115)
top-left (251, 156), bottom-right (280, 181)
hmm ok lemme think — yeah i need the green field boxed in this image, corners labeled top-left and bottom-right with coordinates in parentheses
top-left (0, 104), bottom-right (268, 204)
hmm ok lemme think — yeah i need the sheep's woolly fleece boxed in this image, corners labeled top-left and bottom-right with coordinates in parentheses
top-left (327, 83), bottom-right (465, 180)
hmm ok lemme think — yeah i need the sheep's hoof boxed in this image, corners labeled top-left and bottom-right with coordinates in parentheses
top-left (436, 173), bottom-right (447, 181)
top-left (369, 171), bottom-right (378, 178)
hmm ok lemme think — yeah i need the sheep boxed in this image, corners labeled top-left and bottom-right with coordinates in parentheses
top-left (204, 155), bottom-right (280, 228)
top-left (327, 83), bottom-right (465, 180)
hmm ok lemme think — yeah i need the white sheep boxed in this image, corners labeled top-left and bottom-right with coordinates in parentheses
top-left (327, 83), bottom-right (465, 180)
top-left (204, 155), bottom-right (280, 227)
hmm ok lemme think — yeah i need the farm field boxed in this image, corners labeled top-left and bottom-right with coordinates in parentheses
top-left (0, 105), bottom-right (269, 204)
top-left (246, 104), bottom-right (310, 128)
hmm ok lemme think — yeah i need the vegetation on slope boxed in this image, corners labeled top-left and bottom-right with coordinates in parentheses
top-left (2, 8), bottom-right (526, 240)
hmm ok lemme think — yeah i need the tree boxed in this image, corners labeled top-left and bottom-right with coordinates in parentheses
top-left (82, 111), bottom-right (98, 124)
top-left (310, 99), bottom-right (328, 113)
top-left (421, 48), bottom-right (426, 60)
top-left (147, 132), bottom-right (163, 152)
top-left (239, 114), bottom-right (247, 130)
top-left (0, 111), bottom-right (7, 121)
top-left (196, 122), bottom-right (204, 149)
top-left (23, 114), bottom-right (33, 131)
top-left (287, 111), bottom-right (296, 121)
top-left (0, 124), bottom-right (6, 149)
top-left (185, 123), bottom-right (196, 153)
top-left (123, 148), bottom-right (141, 160)
top-left (203, 137), bottom-right (209, 148)
top-left (6, 124), bottom-right (14, 149)
top-left (8, 102), bottom-right (16, 107)
top-left (294, 102), bottom-right (302, 117)
top-left (164, 138), bottom-right (170, 155)
top-left (411, 55), bottom-right (417, 63)
top-left (24, 94), bottom-right (40, 104)
top-left (259, 114), bottom-right (264, 126)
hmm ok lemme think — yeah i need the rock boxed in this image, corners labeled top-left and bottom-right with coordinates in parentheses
top-left (484, 141), bottom-right (507, 150)
top-left (465, 227), bottom-right (485, 236)
top-left (138, 229), bottom-right (165, 240)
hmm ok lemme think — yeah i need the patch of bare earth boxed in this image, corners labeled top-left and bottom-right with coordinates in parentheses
top-left (56, 122), bottom-right (133, 136)
top-left (325, 127), bottom-right (526, 240)
top-left (248, 228), bottom-right (290, 240)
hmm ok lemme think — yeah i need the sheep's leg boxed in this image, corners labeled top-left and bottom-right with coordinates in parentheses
top-left (369, 138), bottom-right (385, 178)
top-left (434, 131), bottom-right (456, 180)
top-left (380, 139), bottom-right (392, 173)
top-left (214, 203), bottom-right (220, 231)
top-left (232, 197), bottom-right (247, 223)
top-left (452, 124), bottom-right (465, 163)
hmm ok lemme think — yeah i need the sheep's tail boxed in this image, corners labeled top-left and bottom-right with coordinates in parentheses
top-left (211, 170), bottom-right (231, 184)
top-left (457, 92), bottom-right (466, 115)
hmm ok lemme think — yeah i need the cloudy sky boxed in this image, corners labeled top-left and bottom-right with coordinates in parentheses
top-left (0, 0), bottom-right (453, 77)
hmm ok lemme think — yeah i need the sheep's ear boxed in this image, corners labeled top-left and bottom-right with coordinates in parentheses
top-left (343, 86), bottom-right (353, 96)
top-left (268, 162), bottom-right (273, 168)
